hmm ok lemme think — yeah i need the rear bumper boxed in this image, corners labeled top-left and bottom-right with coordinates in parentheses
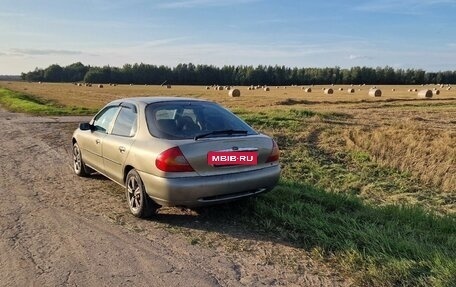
top-left (138, 165), bottom-right (280, 207)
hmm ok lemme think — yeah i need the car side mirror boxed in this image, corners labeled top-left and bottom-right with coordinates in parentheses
top-left (79, 122), bottom-right (93, 131)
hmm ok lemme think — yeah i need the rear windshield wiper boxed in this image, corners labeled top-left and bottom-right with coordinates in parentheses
top-left (194, 129), bottom-right (248, 140)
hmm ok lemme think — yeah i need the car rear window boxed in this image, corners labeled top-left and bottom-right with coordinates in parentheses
top-left (145, 101), bottom-right (257, 140)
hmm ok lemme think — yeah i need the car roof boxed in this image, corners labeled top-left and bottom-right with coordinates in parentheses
top-left (110, 96), bottom-right (209, 105)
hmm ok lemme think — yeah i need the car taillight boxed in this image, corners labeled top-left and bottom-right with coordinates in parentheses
top-left (156, 147), bottom-right (194, 172)
top-left (266, 139), bottom-right (280, 163)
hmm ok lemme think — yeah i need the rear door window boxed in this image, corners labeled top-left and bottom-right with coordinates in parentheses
top-left (111, 105), bottom-right (138, 137)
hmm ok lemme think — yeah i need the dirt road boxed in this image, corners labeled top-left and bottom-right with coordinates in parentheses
top-left (0, 108), bottom-right (346, 286)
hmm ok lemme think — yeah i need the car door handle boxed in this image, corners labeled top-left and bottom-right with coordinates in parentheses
top-left (119, 146), bottom-right (126, 152)
top-left (95, 139), bottom-right (101, 144)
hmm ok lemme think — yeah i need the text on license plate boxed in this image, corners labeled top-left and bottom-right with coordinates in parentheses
top-left (208, 151), bottom-right (258, 166)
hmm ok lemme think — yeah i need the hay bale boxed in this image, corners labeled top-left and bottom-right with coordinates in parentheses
top-left (77, 83), bottom-right (82, 87)
top-left (226, 86), bottom-right (231, 91)
top-left (324, 88), bottom-right (334, 95)
top-left (414, 88), bottom-right (418, 92)
top-left (368, 88), bottom-right (382, 97)
top-left (304, 88), bottom-right (312, 93)
top-left (433, 89), bottom-right (440, 95)
top-left (347, 88), bottom-right (355, 93)
top-left (206, 86), bottom-right (210, 90)
top-left (98, 84), bottom-right (103, 88)
top-left (418, 89), bottom-right (433, 98)
top-left (229, 89), bottom-right (241, 97)
top-left (264, 87), bottom-right (270, 91)
top-left (447, 87), bottom-right (452, 91)
top-left (392, 88), bottom-right (396, 92)
top-left (408, 89), bottom-right (413, 92)
top-left (166, 85), bottom-right (171, 88)
top-left (339, 88), bottom-right (343, 91)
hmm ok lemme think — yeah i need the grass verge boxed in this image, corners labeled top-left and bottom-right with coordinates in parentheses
top-left (0, 88), bottom-right (97, 115)
top-left (249, 180), bottom-right (455, 287)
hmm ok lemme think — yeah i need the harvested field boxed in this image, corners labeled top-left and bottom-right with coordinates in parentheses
top-left (1, 81), bottom-right (455, 287)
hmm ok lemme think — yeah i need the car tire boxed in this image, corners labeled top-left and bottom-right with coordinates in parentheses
top-left (126, 169), bottom-right (158, 218)
top-left (73, 142), bottom-right (91, 177)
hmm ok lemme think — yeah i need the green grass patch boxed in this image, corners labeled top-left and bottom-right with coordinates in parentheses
top-left (250, 181), bottom-right (456, 286)
top-left (0, 88), bottom-right (98, 115)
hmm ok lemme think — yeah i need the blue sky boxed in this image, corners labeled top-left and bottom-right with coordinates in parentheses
top-left (1, 0), bottom-right (455, 74)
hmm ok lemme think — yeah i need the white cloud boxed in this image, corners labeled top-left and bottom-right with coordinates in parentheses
top-left (354, 0), bottom-right (455, 13)
top-left (9, 48), bottom-right (85, 56)
top-left (159, 0), bottom-right (260, 9)
top-left (348, 54), bottom-right (374, 60)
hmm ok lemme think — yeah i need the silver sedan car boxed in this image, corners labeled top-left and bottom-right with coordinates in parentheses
top-left (72, 97), bottom-right (280, 218)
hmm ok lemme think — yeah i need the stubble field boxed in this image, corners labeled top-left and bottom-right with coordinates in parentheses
top-left (1, 81), bottom-right (455, 286)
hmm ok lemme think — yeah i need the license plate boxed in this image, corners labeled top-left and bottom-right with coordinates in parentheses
top-left (208, 151), bottom-right (258, 166)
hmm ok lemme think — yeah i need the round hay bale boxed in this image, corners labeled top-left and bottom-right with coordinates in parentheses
top-left (276, 86), bottom-right (280, 89)
top-left (392, 88), bottom-right (396, 92)
top-left (433, 89), bottom-right (440, 95)
top-left (206, 86), bottom-right (210, 90)
top-left (229, 89), bottom-right (241, 97)
top-left (98, 84), bottom-right (103, 88)
top-left (226, 86), bottom-right (231, 91)
top-left (418, 89), bottom-right (433, 98)
top-left (304, 88), bottom-right (312, 93)
top-left (408, 89), bottom-right (413, 92)
top-left (38, 81), bottom-right (42, 84)
top-left (347, 88), bottom-right (355, 93)
top-left (77, 83), bottom-right (82, 87)
top-left (166, 85), bottom-right (171, 88)
top-left (339, 88), bottom-right (343, 91)
top-left (414, 88), bottom-right (418, 92)
top-left (264, 87), bottom-right (270, 91)
top-left (368, 88), bottom-right (382, 97)
top-left (324, 88), bottom-right (334, 95)
top-left (447, 87), bottom-right (452, 91)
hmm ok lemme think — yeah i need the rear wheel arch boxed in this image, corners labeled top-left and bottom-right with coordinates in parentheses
top-left (124, 165), bottom-right (135, 185)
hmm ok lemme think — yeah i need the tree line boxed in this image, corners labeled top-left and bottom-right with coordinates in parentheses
top-left (21, 62), bottom-right (456, 85)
